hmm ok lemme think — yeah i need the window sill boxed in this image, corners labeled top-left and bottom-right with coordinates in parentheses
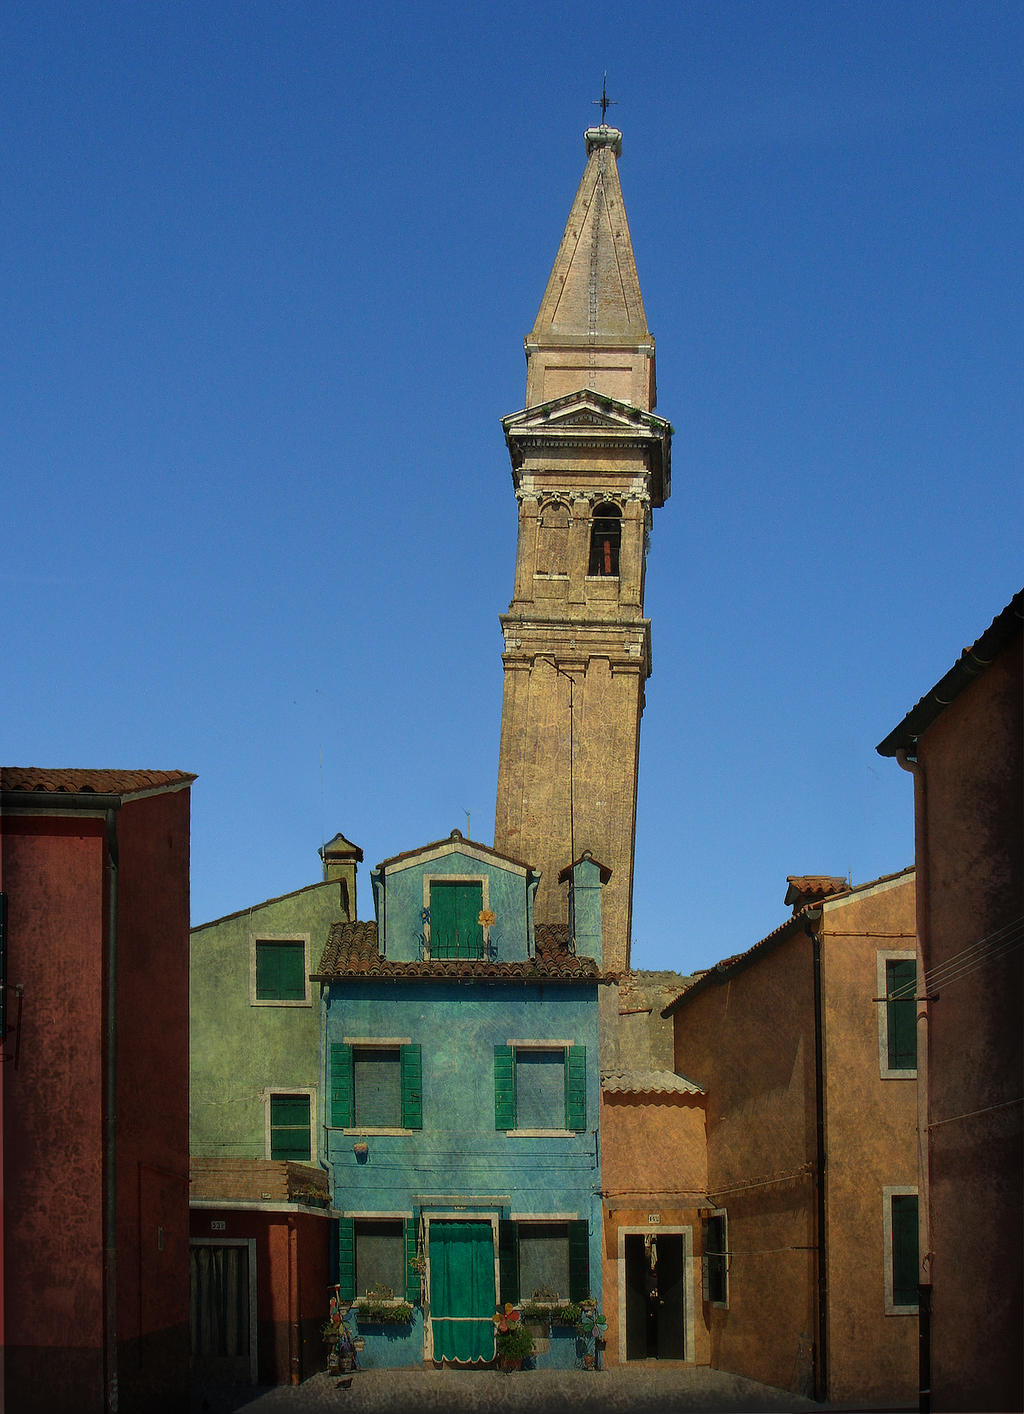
top-left (885, 1304), bottom-right (920, 1316)
top-left (339, 1127), bottom-right (412, 1137)
top-left (251, 997), bottom-right (312, 1008)
top-left (505, 1128), bottom-right (575, 1138)
top-left (880, 1068), bottom-right (918, 1080)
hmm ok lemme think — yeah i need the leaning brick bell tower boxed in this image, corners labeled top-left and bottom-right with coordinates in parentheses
top-left (494, 122), bottom-right (672, 973)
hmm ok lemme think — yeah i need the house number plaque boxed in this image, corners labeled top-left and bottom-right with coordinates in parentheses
top-left (647, 1214), bottom-right (661, 1225)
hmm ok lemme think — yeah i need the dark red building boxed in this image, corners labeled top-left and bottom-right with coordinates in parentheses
top-left (0, 767), bottom-right (194, 1414)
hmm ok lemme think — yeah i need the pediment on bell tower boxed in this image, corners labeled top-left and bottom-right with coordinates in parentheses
top-left (503, 388), bottom-right (669, 434)
top-left (501, 390), bottom-right (671, 506)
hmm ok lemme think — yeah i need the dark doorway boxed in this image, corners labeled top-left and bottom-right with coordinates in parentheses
top-left (624, 1232), bottom-right (685, 1360)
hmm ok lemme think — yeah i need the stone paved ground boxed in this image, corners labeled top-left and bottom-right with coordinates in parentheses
top-left (190, 1365), bottom-right (829, 1414)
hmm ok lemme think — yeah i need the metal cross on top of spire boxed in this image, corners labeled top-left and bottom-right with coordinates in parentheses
top-left (592, 72), bottom-right (617, 125)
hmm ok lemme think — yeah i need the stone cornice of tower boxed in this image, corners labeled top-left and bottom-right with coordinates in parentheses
top-left (502, 389), bottom-right (671, 507)
top-left (498, 615), bottom-right (653, 678)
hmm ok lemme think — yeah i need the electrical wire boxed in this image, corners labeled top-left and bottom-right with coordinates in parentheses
top-left (883, 913), bottom-right (1024, 1000)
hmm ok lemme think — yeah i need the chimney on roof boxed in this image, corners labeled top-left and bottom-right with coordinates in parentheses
top-left (320, 832), bottom-right (364, 922)
top-left (784, 875), bottom-right (849, 915)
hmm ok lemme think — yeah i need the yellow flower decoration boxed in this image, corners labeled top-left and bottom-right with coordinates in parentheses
top-left (478, 909), bottom-right (496, 927)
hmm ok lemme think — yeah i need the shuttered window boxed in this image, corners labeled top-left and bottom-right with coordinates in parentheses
top-left (493, 1045), bottom-right (587, 1131)
top-left (886, 959), bottom-right (917, 1071)
top-left (269, 1093), bottom-right (311, 1160)
top-left (338, 1217), bottom-right (420, 1304)
top-left (329, 1043), bottom-right (422, 1130)
top-left (429, 881), bottom-right (484, 959)
top-left (497, 1219), bottom-right (590, 1305)
top-left (255, 940), bottom-right (307, 1001)
top-left (891, 1194), bottom-right (919, 1308)
top-left (703, 1212), bottom-right (728, 1306)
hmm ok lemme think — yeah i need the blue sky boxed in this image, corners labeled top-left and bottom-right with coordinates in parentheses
top-left (3, 3), bottom-right (1021, 974)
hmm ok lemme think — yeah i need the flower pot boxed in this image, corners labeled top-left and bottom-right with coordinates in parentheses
top-left (583, 1353), bottom-right (595, 1370)
top-left (352, 1337), bottom-right (365, 1351)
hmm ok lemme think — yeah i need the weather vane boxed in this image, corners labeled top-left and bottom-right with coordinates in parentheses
top-left (592, 73), bottom-right (617, 125)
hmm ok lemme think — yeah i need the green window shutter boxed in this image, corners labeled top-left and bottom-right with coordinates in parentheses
top-left (337, 1217), bottom-right (355, 1301)
top-left (892, 1194), bottom-right (919, 1306)
top-left (498, 1220), bottom-right (520, 1305)
top-left (404, 1218), bottom-right (420, 1303)
top-left (431, 881), bottom-right (484, 959)
top-left (568, 1220), bottom-right (590, 1302)
top-left (401, 1044), bottom-right (423, 1130)
top-left (565, 1045), bottom-right (587, 1130)
top-left (886, 960), bottom-right (917, 1069)
top-left (330, 1043), bottom-right (354, 1128)
top-left (256, 941), bottom-right (306, 1001)
top-left (270, 1094), bottom-right (310, 1160)
top-left (494, 1045), bottom-right (516, 1130)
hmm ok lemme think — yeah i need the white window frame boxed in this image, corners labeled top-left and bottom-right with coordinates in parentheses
top-left (249, 933), bottom-right (312, 1008)
top-left (876, 949), bottom-right (918, 1079)
top-left (262, 1085), bottom-right (317, 1162)
top-left (883, 1185), bottom-right (920, 1315)
top-left (423, 874), bottom-right (491, 959)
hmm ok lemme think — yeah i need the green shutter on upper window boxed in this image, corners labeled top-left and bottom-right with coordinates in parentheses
top-left (337, 1216), bottom-right (355, 1301)
top-left (400, 1044), bottom-right (423, 1130)
top-left (431, 881), bottom-right (484, 958)
top-left (568, 1220), bottom-right (590, 1302)
top-left (404, 1218), bottom-right (420, 1303)
top-left (330, 1042), bottom-right (354, 1128)
top-left (256, 941), bottom-right (306, 1001)
top-left (494, 1045), bottom-right (516, 1130)
top-left (498, 1220), bottom-right (520, 1305)
top-left (565, 1045), bottom-right (587, 1130)
top-left (886, 959), bottom-right (917, 1070)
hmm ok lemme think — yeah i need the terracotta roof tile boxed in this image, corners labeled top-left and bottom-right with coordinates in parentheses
top-left (314, 919), bottom-right (600, 983)
top-left (1, 766), bottom-right (195, 797)
top-left (784, 875), bottom-right (849, 908)
top-left (602, 1069), bottom-right (705, 1097)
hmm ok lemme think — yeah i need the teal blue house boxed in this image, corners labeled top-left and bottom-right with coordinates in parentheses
top-left (313, 830), bottom-right (607, 1368)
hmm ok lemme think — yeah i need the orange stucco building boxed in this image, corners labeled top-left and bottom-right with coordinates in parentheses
top-left (878, 588), bottom-right (1023, 1414)
top-left (663, 870), bottom-right (919, 1404)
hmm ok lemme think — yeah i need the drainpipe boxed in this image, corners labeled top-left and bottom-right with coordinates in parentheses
top-left (103, 806), bottom-right (120, 1414)
top-left (806, 907), bottom-right (828, 1403)
top-left (288, 1214), bottom-right (301, 1384)
top-left (897, 745), bottom-right (931, 1414)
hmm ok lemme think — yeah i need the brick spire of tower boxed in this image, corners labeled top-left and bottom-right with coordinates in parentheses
top-left (524, 124), bottom-right (657, 414)
top-left (494, 126), bottom-right (672, 973)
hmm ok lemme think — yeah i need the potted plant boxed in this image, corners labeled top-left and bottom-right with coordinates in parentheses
top-left (354, 1295), bottom-right (414, 1324)
top-left (492, 1304), bottom-right (535, 1371)
top-left (550, 1301), bottom-right (582, 1327)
